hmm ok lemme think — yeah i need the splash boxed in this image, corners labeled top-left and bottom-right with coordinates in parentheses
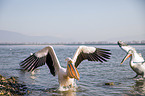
top-left (58, 81), bottom-right (77, 92)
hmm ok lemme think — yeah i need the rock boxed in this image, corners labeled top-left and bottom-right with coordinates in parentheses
top-left (0, 75), bottom-right (6, 81)
top-left (0, 74), bottom-right (29, 96)
top-left (0, 90), bottom-right (5, 95)
top-left (105, 82), bottom-right (115, 86)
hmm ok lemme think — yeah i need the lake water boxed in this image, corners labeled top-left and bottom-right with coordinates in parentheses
top-left (0, 45), bottom-right (145, 96)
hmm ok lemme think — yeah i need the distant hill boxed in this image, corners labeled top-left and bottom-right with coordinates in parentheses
top-left (0, 30), bottom-right (145, 44)
top-left (0, 30), bottom-right (67, 43)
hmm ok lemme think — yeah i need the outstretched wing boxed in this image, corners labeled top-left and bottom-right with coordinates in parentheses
top-left (72, 46), bottom-right (111, 68)
top-left (20, 46), bottom-right (61, 76)
top-left (118, 41), bottom-right (136, 53)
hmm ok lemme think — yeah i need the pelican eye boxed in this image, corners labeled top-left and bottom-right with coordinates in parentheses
top-left (68, 60), bottom-right (73, 64)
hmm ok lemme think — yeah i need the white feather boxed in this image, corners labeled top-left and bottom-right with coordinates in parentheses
top-left (72, 46), bottom-right (96, 63)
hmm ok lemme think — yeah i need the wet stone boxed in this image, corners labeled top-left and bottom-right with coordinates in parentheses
top-left (105, 82), bottom-right (115, 86)
top-left (0, 74), bottom-right (29, 96)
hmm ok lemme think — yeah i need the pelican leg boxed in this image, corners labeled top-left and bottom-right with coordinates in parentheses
top-left (133, 74), bottom-right (139, 78)
top-left (142, 73), bottom-right (145, 79)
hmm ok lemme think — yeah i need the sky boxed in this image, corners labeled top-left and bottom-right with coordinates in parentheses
top-left (0, 0), bottom-right (145, 42)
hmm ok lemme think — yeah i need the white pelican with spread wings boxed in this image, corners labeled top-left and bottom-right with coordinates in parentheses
top-left (20, 46), bottom-right (111, 89)
top-left (118, 41), bottom-right (145, 78)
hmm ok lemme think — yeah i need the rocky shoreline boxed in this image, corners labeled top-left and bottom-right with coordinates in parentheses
top-left (0, 74), bottom-right (29, 96)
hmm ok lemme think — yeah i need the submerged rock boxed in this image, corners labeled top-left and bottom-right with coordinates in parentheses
top-left (105, 82), bottom-right (115, 86)
top-left (0, 74), bottom-right (29, 96)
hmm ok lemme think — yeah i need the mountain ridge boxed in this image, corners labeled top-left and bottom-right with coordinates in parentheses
top-left (0, 30), bottom-right (67, 43)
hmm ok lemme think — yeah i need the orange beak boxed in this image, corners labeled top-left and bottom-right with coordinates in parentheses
top-left (67, 61), bottom-right (80, 80)
top-left (121, 53), bottom-right (132, 64)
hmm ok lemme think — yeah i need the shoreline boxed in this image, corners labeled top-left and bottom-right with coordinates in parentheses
top-left (0, 43), bottom-right (145, 46)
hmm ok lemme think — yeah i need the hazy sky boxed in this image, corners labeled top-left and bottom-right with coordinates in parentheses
top-left (0, 0), bottom-right (145, 42)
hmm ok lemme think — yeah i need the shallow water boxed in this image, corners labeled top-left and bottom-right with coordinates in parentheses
top-left (0, 45), bottom-right (145, 96)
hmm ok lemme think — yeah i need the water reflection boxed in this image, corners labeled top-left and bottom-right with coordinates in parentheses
top-left (19, 69), bottom-right (77, 96)
top-left (133, 80), bottom-right (145, 94)
top-left (60, 90), bottom-right (76, 96)
top-left (30, 70), bottom-right (40, 80)
top-left (127, 79), bottom-right (145, 95)
top-left (29, 87), bottom-right (77, 96)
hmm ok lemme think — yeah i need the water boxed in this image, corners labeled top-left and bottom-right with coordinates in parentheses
top-left (0, 45), bottom-right (145, 96)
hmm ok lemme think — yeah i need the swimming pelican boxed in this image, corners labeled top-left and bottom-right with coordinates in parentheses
top-left (20, 46), bottom-right (111, 89)
top-left (118, 41), bottom-right (145, 78)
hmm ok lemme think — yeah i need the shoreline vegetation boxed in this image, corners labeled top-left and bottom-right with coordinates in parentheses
top-left (0, 74), bottom-right (29, 96)
top-left (0, 41), bottom-right (145, 45)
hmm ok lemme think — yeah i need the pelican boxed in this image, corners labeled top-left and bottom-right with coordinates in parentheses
top-left (20, 46), bottom-right (111, 90)
top-left (118, 41), bottom-right (145, 78)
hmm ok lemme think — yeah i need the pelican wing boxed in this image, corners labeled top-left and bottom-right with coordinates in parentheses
top-left (72, 46), bottom-right (111, 68)
top-left (118, 41), bottom-right (144, 63)
top-left (20, 46), bottom-right (61, 76)
top-left (118, 41), bottom-right (136, 53)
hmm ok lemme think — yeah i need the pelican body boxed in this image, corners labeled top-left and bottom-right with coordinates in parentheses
top-left (118, 41), bottom-right (145, 78)
top-left (20, 46), bottom-right (111, 89)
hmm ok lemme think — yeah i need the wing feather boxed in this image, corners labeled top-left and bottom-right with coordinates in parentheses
top-left (72, 46), bottom-right (111, 68)
top-left (20, 55), bottom-right (34, 66)
top-left (28, 59), bottom-right (39, 71)
top-left (24, 58), bottom-right (36, 70)
top-left (20, 46), bottom-right (61, 76)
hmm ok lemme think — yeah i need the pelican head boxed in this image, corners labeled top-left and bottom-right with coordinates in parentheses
top-left (118, 40), bottom-right (128, 47)
top-left (65, 57), bottom-right (72, 62)
top-left (66, 57), bottom-right (80, 80)
top-left (121, 50), bottom-right (133, 64)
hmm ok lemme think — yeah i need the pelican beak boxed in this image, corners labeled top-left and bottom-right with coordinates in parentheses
top-left (67, 61), bottom-right (80, 80)
top-left (121, 53), bottom-right (132, 64)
